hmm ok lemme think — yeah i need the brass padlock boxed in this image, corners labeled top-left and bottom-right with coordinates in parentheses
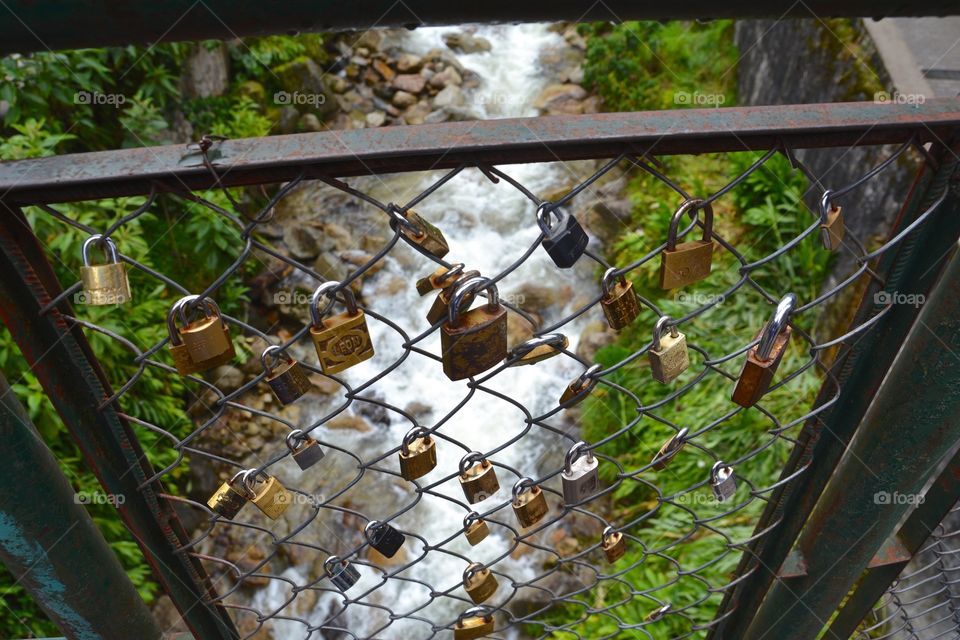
top-left (463, 562), bottom-right (499, 604)
top-left (659, 198), bottom-right (714, 289)
top-left (426, 269), bottom-right (480, 325)
top-left (286, 429), bottom-right (325, 471)
top-left (79, 234), bottom-right (131, 305)
top-left (732, 293), bottom-right (796, 408)
top-left (463, 511), bottom-right (490, 546)
top-left (325, 555), bottom-right (361, 592)
top-left (645, 603), bottom-right (672, 623)
top-left (178, 297), bottom-right (235, 368)
top-left (601, 526), bottom-right (626, 563)
top-left (561, 441), bottom-right (600, 506)
top-left (242, 471), bottom-right (291, 520)
top-left (507, 333), bottom-right (568, 367)
top-left (309, 281), bottom-right (374, 375)
top-left (459, 452), bottom-right (500, 504)
top-left (167, 296), bottom-right (201, 376)
top-left (399, 427), bottom-right (437, 481)
top-left (207, 471), bottom-right (251, 519)
top-left (512, 478), bottom-right (549, 528)
top-left (454, 606), bottom-right (495, 639)
top-left (651, 427), bottom-right (688, 471)
top-left (819, 190), bottom-right (844, 251)
top-left (388, 203), bottom-right (450, 259)
top-left (441, 277), bottom-right (507, 381)
top-left (416, 262), bottom-right (464, 296)
top-left (648, 316), bottom-right (690, 384)
top-left (559, 364), bottom-right (601, 407)
top-left (261, 345), bottom-right (312, 405)
top-left (600, 268), bottom-right (640, 330)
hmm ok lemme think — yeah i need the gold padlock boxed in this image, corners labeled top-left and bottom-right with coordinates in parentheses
top-left (732, 294), bottom-right (796, 408)
top-left (309, 281), bottom-right (374, 375)
top-left (207, 471), bottom-right (251, 519)
top-left (463, 511), bottom-right (490, 546)
top-left (454, 607), bottom-right (495, 639)
top-left (178, 297), bottom-right (235, 367)
top-left (559, 364), bottom-right (601, 407)
top-left (600, 268), bottom-right (640, 330)
top-left (645, 603), bottom-right (672, 623)
top-left (79, 234), bottom-right (132, 305)
top-left (819, 190), bottom-right (844, 251)
top-left (242, 471), bottom-right (292, 520)
top-left (388, 204), bottom-right (450, 259)
top-left (459, 452), bottom-right (500, 504)
top-left (659, 198), bottom-right (714, 289)
top-left (651, 428), bottom-right (688, 471)
top-left (167, 296), bottom-right (201, 376)
top-left (399, 427), bottom-right (437, 481)
top-left (602, 526), bottom-right (626, 563)
top-left (512, 478), bottom-right (549, 528)
top-left (416, 262), bottom-right (464, 296)
top-left (648, 316), bottom-right (690, 383)
top-left (507, 333), bottom-right (568, 367)
top-left (441, 277), bottom-right (507, 381)
top-left (463, 562), bottom-right (499, 604)
top-left (426, 269), bottom-right (480, 325)
top-left (261, 345), bottom-right (312, 405)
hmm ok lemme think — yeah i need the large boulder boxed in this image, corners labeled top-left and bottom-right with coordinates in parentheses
top-left (181, 43), bottom-right (229, 99)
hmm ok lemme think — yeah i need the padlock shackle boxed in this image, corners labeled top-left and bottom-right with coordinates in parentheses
top-left (386, 202), bottom-right (425, 237)
top-left (81, 233), bottom-right (120, 266)
top-left (564, 440), bottom-right (594, 474)
top-left (535, 201), bottom-right (564, 234)
top-left (229, 470), bottom-right (256, 499)
top-left (363, 519), bottom-right (385, 541)
top-left (570, 364), bottom-right (602, 395)
top-left (661, 427), bottom-right (689, 458)
top-left (285, 429), bottom-right (309, 453)
top-left (710, 460), bottom-right (733, 484)
top-left (666, 198), bottom-right (713, 250)
top-left (310, 281), bottom-right (360, 326)
top-left (166, 296), bottom-right (194, 345)
top-left (512, 477), bottom-right (537, 500)
top-left (602, 525), bottom-right (619, 544)
top-left (177, 295), bottom-right (223, 328)
top-left (447, 276), bottom-right (499, 326)
top-left (819, 189), bottom-right (836, 224)
top-left (600, 267), bottom-right (626, 298)
top-left (463, 562), bottom-right (486, 582)
top-left (647, 603), bottom-right (672, 621)
top-left (756, 293), bottom-right (797, 360)
top-left (260, 344), bottom-right (293, 373)
top-left (463, 510), bottom-right (481, 529)
top-left (240, 468), bottom-right (270, 496)
top-left (401, 427), bottom-right (431, 456)
top-left (508, 333), bottom-right (567, 360)
top-left (651, 316), bottom-right (680, 351)
top-left (457, 606), bottom-right (493, 624)
top-left (459, 451), bottom-right (486, 476)
top-left (324, 555), bottom-right (346, 576)
top-left (435, 262), bottom-right (465, 286)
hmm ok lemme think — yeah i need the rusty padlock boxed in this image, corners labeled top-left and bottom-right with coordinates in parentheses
top-left (80, 234), bottom-right (131, 305)
top-left (426, 269), bottom-right (480, 325)
top-left (651, 427), bottom-right (688, 471)
top-left (441, 277), bottom-right (507, 381)
top-left (178, 297), bottom-right (235, 368)
top-left (559, 364), bottom-right (602, 407)
top-left (600, 267), bottom-right (640, 330)
top-left (731, 293), bottom-right (796, 408)
top-left (399, 427), bottom-right (438, 481)
top-left (309, 281), bottom-right (374, 375)
top-left (659, 198), bottom-right (714, 289)
top-left (416, 262), bottom-right (464, 296)
top-left (512, 477), bottom-right (549, 528)
top-left (261, 345), bottom-right (312, 405)
top-left (601, 526), bottom-right (626, 563)
top-left (388, 203), bottom-right (450, 259)
top-left (819, 189), bottom-right (845, 251)
top-left (507, 333), bottom-right (568, 367)
top-left (167, 296), bottom-right (201, 376)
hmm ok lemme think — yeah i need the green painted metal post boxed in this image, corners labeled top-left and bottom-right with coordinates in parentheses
top-left (0, 372), bottom-right (162, 639)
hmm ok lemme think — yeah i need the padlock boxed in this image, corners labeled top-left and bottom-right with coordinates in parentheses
top-left (512, 478), bottom-right (549, 528)
top-left (286, 429), bottom-right (325, 471)
top-left (537, 201), bottom-right (588, 268)
top-left (325, 556), bottom-right (361, 592)
top-left (454, 606), bottom-right (495, 640)
top-left (463, 511), bottom-right (490, 546)
top-left (732, 293), bottom-right (796, 408)
top-left (167, 296), bottom-right (201, 376)
top-left (463, 562), bottom-right (499, 604)
top-left (559, 364), bottom-right (601, 407)
top-left (459, 452), bottom-right (500, 504)
top-left (416, 262), bottom-right (464, 296)
top-left (507, 333), bottom-right (568, 367)
top-left (651, 428), bottom-right (688, 471)
top-left (601, 526), bottom-right (626, 563)
top-left (207, 471), bottom-right (251, 519)
top-left (600, 268), bottom-right (640, 330)
top-left (388, 203), bottom-right (450, 259)
top-left (645, 603), bottom-right (672, 623)
top-left (261, 345), bottom-right (312, 405)
top-left (426, 269), bottom-right (480, 325)
top-left (648, 316), bottom-right (690, 384)
top-left (561, 441), bottom-right (600, 506)
top-left (441, 277), bottom-right (507, 381)
top-left (309, 281), bottom-right (375, 375)
top-left (242, 471), bottom-right (291, 520)
top-left (659, 198), bottom-right (714, 289)
top-left (178, 297), bottom-right (235, 368)
top-left (819, 190), bottom-right (844, 251)
top-left (79, 234), bottom-right (131, 305)
top-left (365, 520), bottom-right (406, 558)
top-left (399, 427), bottom-right (437, 481)
top-left (710, 461), bottom-right (736, 502)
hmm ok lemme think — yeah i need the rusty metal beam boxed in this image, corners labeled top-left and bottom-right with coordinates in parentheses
top-left (0, 1), bottom-right (957, 55)
top-left (1, 99), bottom-right (958, 205)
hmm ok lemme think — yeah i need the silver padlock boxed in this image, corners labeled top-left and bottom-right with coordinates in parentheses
top-left (286, 429), bottom-right (325, 471)
top-left (325, 556), bottom-right (361, 592)
top-left (710, 461), bottom-right (736, 502)
top-left (561, 441), bottom-right (600, 506)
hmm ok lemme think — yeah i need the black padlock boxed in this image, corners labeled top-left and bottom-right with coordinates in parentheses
top-left (365, 520), bottom-right (406, 558)
top-left (537, 202), bottom-right (588, 268)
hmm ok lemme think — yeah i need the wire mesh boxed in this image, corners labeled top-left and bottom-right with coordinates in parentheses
top-left (18, 132), bottom-right (949, 640)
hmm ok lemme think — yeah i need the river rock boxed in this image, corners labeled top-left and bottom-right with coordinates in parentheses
top-left (429, 66), bottom-right (462, 89)
top-left (372, 59), bottom-right (395, 81)
top-left (211, 365), bottom-right (245, 392)
top-left (392, 90), bottom-right (417, 108)
top-left (577, 320), bottom-right (617, 362)
top-left (443, 31), bottom-right (493, 54)
top-left (393, 73), bottom-right (427, 94)
top-left (277, 106), bottom-right (300, 134)
top-left (432, 84), bottom-right (465, 109)
top-left (585, 197), bottom-right (633, 245)
top-left (273, 57), bottom-right (338, 118)
top-left (314, 251), bottom-right (349, 281)
top-left (366, 110), bottom-right (387, 127)
top-left (508, 312), bottom-right (537, 346)
top-left (326, 414), bottom-right (372, 432)
top-left (283, 226), bottom-right (320, 259)
top-left (181, 42), bottom-right (229, 99)
top-left (421, 48), bottom-right (466, 75)
top-left (327, 74), bottom-right (350, 94)
top-left (404, 401), bottom-right (433, 421)
top-left (402, 101), bottom-right (432, 125)
top-left (511, 282), bottom-right (574, 313)
top-left (534, 83), bottom-right (589, 115)
top-left (396, 53), bottom-right (423, 73)
top-left (297, 112), bottom-right (323, 132)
